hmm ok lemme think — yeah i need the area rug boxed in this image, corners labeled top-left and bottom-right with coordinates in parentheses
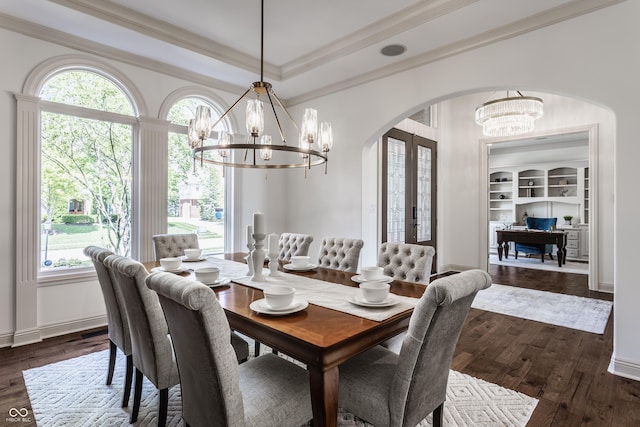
top-left (472, 283), bottom-right (612, 334)
top-left (489, 253), bottom-right (588, 275)
top-left (23, 349), bottom-right (537, 426)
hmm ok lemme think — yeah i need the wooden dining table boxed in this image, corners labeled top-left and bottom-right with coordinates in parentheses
top-left (144, 253), bottom-right (427, 427)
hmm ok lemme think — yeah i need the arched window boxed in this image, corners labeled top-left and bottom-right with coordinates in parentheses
top-left (39, 69), bottom-right (136, 270)
top-left (166, 97), bottom-right (230, 255)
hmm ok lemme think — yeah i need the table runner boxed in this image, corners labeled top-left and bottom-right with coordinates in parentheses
top-left (198, 257), bottom-right (419, 322)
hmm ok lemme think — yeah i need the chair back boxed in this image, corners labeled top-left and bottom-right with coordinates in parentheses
top-left (278, 232), bottom-right (313, 261)
top-left (104, 254), bottom-right (178, 389)
top-left (146, 272), bottom-right (245, 427)
top-left (390, 269), bottom-right (492, 426)
top-left (152, 233), bottom-right (199, 260)
top-left (83, 246), bottom-right (131, 355)
top-left (526, 217), bottom-right (557, 231)
top-left (377, 243), bottom-right (435, 284)
top-left (317, 237), bottom-right (364, 272)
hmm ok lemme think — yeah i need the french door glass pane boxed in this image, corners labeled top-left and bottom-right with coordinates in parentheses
top-left (416, 145), bottom-right (432, 241)
top-left (387, 137), bottom-right (406, 243)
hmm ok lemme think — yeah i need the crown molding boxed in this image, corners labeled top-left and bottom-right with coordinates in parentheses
top-left (286, 0), bottom-right (626, 106)
top-left (49, 0), bottom-right (280, 80)
top-left (0, 12), bottom-right (248, 100)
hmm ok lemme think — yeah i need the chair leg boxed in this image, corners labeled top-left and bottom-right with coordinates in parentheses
top-left (158, 388), bottom-right (169, 427)
top-left (541, 253), bottom-right (544, 262)
top-left (122, 354), bottom-right (133, 407)
top-left (107, 340), bottom-right (117, 385)
top-left (514, 251), bottom-right (518, 259)
top-left (131, 368), bottom-right (143, 423)
top-left (433, 403), bottom-right (444, 427)
top-left (255, 341), bottom-right (261, 357)
top-left (548, 252), bottom-right (554, 261)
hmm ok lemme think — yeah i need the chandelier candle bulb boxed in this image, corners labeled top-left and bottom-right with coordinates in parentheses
top-left (253, 212), bottom-right (265, 235)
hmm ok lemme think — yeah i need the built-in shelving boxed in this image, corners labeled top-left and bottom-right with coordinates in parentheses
top-left (518, 169), bottom-right (544, 198)
top-left (584, 167), bottom-right (589, 224)
top-left (489, 171), bottom-right (514, 222)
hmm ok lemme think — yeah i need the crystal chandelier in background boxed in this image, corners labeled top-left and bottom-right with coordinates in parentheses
top-left (475, 91), bottom-right (543, 137)
top-left (188, 0), bottom-right (333, 174)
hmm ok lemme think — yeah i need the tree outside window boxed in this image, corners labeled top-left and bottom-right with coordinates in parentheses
top-left (167, 97), bottom-right (227, 254)
top-left (39, 70), bottom-right (134, 269)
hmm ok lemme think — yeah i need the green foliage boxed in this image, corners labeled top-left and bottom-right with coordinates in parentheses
top-left (60, 214), bottom-right (94, 224)
top-left (563, 215), bottom-right (573, 221)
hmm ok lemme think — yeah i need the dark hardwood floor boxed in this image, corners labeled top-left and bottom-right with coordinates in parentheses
top-left (1, 265), bottom-right (638, 426)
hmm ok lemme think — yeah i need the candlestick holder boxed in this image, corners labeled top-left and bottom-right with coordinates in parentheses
top-left (268, 250), bottom-right (280, 276)
top-left (245, 243), bottom-right (255, 276)
top-left (251, 233), bottom-right (266, 281)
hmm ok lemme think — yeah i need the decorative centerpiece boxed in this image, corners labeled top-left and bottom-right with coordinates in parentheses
top-left (245, 224), bottom-right (254, 276)
top-left (268, 233), bottom-right (280, 276)
top-left (563, 215), bottom-right (573, 226)
top-left (251, 212), bottom-right (266, 281)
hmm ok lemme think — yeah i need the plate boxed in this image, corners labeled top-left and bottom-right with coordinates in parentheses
top-left (351, 274), bottom-right (394, 284)
top-left (283, 263), bottom-right (318, 272)
top-left (151, 266), bottom-right (190, 274)
top-left (348, 294), bottom-right (398, 308)
top-left (250, 297), bottom-right (309, 315)
top-left (180, 256), bottom-right (208, 262)
top-left (203, 277), bottom-right (231, 288)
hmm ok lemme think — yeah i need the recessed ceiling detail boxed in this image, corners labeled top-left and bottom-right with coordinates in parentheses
top-left (381, 44), bottom-right (406, 57)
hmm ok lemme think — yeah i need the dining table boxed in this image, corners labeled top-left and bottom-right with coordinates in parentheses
top-left (144, 253), bottom-right (427, 427)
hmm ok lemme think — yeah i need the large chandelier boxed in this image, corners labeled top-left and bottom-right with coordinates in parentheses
top-left (475, 91), bottom-right (543, 137)
top-left (188, 0), bottom-right (333, 174)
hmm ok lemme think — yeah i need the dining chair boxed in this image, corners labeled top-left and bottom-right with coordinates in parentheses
top-left (377, 242), bottom-right (436, 353)
top-left (103, 254), bottom-right (180, 426)
top-left (83, 246), bottom-right (133, 408)
top-left (278, 232), bottom-right (313, 261)
top-left (378, 242), bottom-right (435, 284)
top-left (316, 236), bottom-right (364, 272)
top-left (338, 269), bottom-right (492, 427)
top-left (146, 271), bottom-right (313, 427)
top-left (152, 233), bottom-right (199, 260)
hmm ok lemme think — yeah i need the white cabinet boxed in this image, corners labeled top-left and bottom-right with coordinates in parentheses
top-left (557, 227), bottom-right (589, 261)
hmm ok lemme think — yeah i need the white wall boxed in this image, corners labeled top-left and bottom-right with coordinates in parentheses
top-left (2, 1), bottom-right (639, 380)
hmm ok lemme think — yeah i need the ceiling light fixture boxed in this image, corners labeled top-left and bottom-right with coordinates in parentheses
top-left (475, 91), bottom-right (543, 137)
top-left (189, 0), bottom-right (333, 175)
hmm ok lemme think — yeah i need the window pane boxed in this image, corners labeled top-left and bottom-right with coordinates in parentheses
top-left (386, 137), bottom-right (406, 243)
top-left (167, 98), bottom-right (227, 255)
top-left (41, 112), bottom-right (132, 269)
top-left (40, 71), bottom-right (134, 115)
top-left (416, 145), bottom-right (432, 241)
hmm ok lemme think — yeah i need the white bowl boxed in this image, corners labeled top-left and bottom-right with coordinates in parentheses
top-left (361, 266), bottom-right (384, 281)
top-left (359, 281), bottom-right (390, 303)
top-left (160, 257), bottom-right (182, 271)
top-left (184, 248), bottom-right (203, 259)
top-left (291, 255), bottom-right (311, 267)
top-left (263, 285), bottom-right (296, 309)
top-left (195, 267), bottom-right (220, 284)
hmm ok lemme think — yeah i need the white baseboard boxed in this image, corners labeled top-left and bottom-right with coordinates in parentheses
top-left (2, 316), bottom-right (107, 349)
top-left (39, 315), bottom-right (107, 340)
top-left (598, 282), bottom-right (614, 293)
top-left (11, 327), bottom-right (43, 348)
top-left (608, 355), bottom-right (640, 382)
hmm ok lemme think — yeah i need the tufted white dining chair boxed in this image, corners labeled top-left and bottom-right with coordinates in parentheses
top-left (377, 242), bottom-right (435, 284)
top-left (83, 246), bottom-right (133, 408)
top-left (152, 233), bottom-right (199, 260)
top-left (316, 237), bottom-right (364, 272)
top-left (278, 232), bottom-right (313, 261)
top-left (338, 270), bottom-right (492, 427)
top-left (146, 271), bottom-right (313, 427)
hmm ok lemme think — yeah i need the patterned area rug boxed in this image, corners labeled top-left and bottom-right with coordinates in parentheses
top-left (472, 283), bottom-right (612, 334)
top-left (23, 349), bottom-right (537, 426)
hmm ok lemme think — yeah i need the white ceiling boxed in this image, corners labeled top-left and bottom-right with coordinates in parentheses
top-left (0, 0), bottom-right (623, 104)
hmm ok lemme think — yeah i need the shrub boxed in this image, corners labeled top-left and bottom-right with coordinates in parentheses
top-left (60, 214), bottom-right (94, 224)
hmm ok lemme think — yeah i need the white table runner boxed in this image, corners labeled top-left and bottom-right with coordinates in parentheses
top-left (198, 257), bottom-right (419, 322)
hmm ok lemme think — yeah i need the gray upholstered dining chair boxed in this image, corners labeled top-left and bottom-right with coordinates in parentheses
top-left (152, 233), bottom-right (199, 260)
top-left (378, 242), bottom-right (436, 284)
top-left (103, 254), bottom-right (179, 426)
top-left (83, 246), bottom-right (133, 408)
top-left (338, 269), bottom-right (492, 427)
top-left (146, 271), bottom-right (313, 427)
top-left (278, 232), bottom-right (313, 261)
top-left (316, 236), bottom-right (364, 272)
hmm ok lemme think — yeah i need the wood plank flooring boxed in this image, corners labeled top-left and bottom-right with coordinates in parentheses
top-left (1, 265), bottom-right (638, 426)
